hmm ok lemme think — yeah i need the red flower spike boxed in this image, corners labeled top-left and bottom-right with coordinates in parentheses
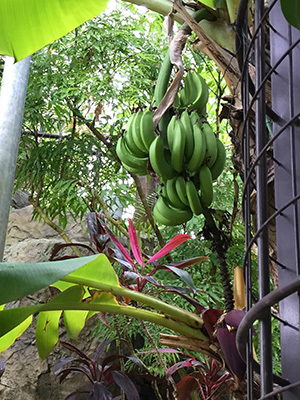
top-left (128, 219), bottom-right (144, 267)
top-left (146, 234), bottom-right (191, 264)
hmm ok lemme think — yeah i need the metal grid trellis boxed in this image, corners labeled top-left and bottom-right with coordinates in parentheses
top-left (235, 0), bottom-right (300, 399)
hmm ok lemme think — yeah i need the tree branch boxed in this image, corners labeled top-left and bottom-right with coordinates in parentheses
top-left (93, 192), bottom-right (129, 239)
top-left (131, 173), bottom-right (165, 248)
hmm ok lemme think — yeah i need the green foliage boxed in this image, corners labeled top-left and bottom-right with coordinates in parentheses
top-left (281, 0), bottom-right (300, 30)
top-left (17, 5), bottom-right (168, 226)
top-left (94, 314), bottom-right (180, 376)
top-left (23, 6), bottom-right (166, 133)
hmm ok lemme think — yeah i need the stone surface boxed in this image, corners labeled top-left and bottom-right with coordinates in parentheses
top-left (11, 190), bottom-right (31, 209)
top-left (0, 206), bottom-right (100, 399)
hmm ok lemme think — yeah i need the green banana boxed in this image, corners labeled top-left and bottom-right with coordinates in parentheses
top-left (153, 196), bottom-right (193, 226)
top-left (186, 180), bottom-right (204, 216)
top-left (210, 138), bottom-right (226, 180)
top-left (165, 178), bottom-right (189, 209)
top-left (167, 115), bottom-right (178, 150)
top-left (125, 113), bottom-right (148, 157)
top-left (189, 70), bottom-right (209, 112)
top-left (199, 166), bottom-right (213, 207)
top-left (187, 122), bottom-right (206, 173)
top-left (189, 111), bottom-right (202, 126)
top-left (121, 160), bottom-right (148, 176)
top-left (180, 111), bottom-right (194, 160)
top-left (197, 103), bottom-right (207, 118)
top-left (149, 136), bottom-right (177, 180)
top-left (140, 109), bottom-right (156, 151)
top-left (192, 172), bottom-right (200, 190)
top-left (132, 110), bottom-right (149, 153)
top-left (169, 119), bottom-right (186, 172)
top-left (116, 137), bottom-right (148, 171)
top-left (158, 109), bottom-right (172, 146)
top-left (175, 176), bottom-right (190, 206)
top-left (202, 122), bottom-right (218, 168)
top-left (153, 50), bottom-right (173, 107)
top-left (179, 70), bottom-right (196, 108)
top-left (153, 202), bottom-right (175, 226)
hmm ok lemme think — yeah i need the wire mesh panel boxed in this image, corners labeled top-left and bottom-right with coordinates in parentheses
top-left (235, 0), bottom-right (300, 399)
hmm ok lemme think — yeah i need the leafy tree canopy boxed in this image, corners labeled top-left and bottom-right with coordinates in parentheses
top-left (16, 5), bottom-right (168, 226)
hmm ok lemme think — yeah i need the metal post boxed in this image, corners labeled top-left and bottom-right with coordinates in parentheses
top-left (270, 1), bottom-right (300, 398)
top-left (0, 56), bottom-right (31, 261)
top-left (255, 0), bottom-right (274, 396)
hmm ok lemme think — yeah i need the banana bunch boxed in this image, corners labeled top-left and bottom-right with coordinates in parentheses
top-left (152, 111), bottom-right (227, 226)
top-left (116, 109), bottom-right (156, 176)
top-left (117, 69), bottom-right (226, 226)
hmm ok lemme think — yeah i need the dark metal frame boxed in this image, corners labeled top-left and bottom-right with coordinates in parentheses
top-left (235, 0), bottom-right (300, 399)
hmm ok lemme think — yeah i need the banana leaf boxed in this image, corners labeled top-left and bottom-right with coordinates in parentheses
top-left (0, 0), bottom-right (109, 61)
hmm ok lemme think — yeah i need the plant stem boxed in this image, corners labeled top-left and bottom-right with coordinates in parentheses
top-left (124, 0), bottom-right (184, 23)
top-left (131, 174), bottom-right (165, 248)
top-left (62, 275), bottom-right (204, 332)
top-left (39, 300), bottom-right (205, 340)
top-left (202, 210), bottom-right (234, 312)
top-left (93, 192), bottom-right (129, 239)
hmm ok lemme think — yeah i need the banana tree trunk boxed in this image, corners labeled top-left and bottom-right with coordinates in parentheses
top-left (0, 56), bottom-right (31, 261)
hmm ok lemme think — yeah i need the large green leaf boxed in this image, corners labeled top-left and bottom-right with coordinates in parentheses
top-left (0, 254), bottom-right (100, 305)
top-left (281, 0), bottom-right (300, 30)
top-left (0, 0), bottom-right (109, 61)
top-left (36, 285), bottom-right (84, 359)
top-left (0, 305), bottom-right (40, 337)
top-left (0, 316), bottom-right (32, 353)
top-left (66, 253), bottom-right (120, 286)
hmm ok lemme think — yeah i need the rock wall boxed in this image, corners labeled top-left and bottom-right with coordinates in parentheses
top-left (4, 205), bottom-right (91, 262)
top-left (0, 206), bottom-right (100, 399)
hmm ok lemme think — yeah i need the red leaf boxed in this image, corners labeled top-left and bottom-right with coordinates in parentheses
top-left (166, 256), bottom-right (208, 269)
top-left (177, 375), bottom-right (199, 400)
top-left (128, 219), bottom-right (144, 267)
top-left (146, 234), bottom-right (191, 264)
top-left (139, 348), bottom-right (184, 355)
top-left (216, 327), bottom-right (246, 380)
top-left (104, 226), bottom-right (135, 267)
top-left (166, 359), bottom-right (201, 377)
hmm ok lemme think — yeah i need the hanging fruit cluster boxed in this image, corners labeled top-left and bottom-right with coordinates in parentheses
top-left (116, 70), bottom-right (226, 226)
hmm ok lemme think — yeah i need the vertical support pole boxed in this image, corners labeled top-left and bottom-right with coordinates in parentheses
top-left (241, 7), bottom-right (254, 398)
top-left (255, 1), bottom-right (273, 396)
top-left (270, 2), bottom-right (300, 398)
top-left (0, 56), bottom-right (31, 261)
